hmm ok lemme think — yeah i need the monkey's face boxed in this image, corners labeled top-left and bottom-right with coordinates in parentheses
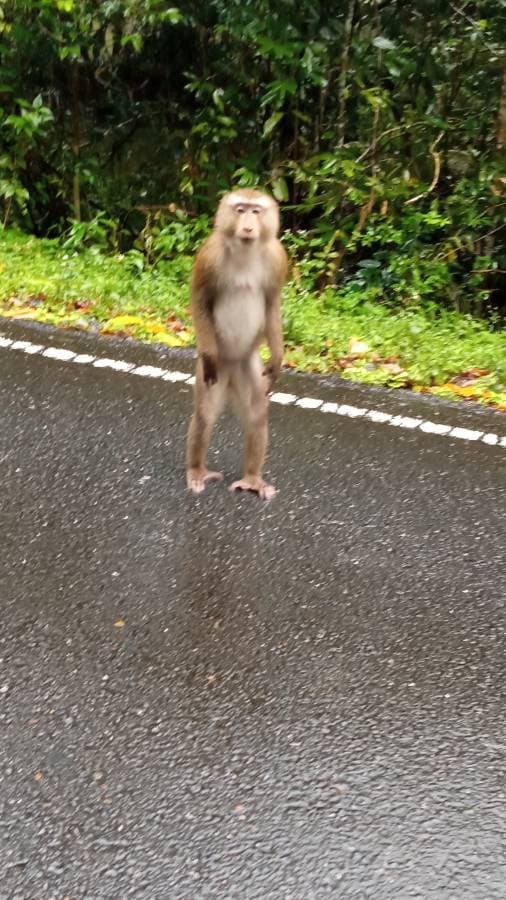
top-left (217, 191), bottom-right (279, 244)
top-left (233, 201), bottom-right (264, 243)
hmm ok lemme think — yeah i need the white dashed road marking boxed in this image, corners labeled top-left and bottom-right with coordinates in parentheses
top-left (43, 347), bottom-right (76, 361)
top-left (1, 333), bottom-right (505, 450)
top-left (295, 397), bottom-right (323, 410)
top-left (93, 357), bottom-right (134, 372)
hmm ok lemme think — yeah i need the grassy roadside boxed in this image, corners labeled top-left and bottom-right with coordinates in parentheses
top-left (1, 228), bottom-right (505, 410)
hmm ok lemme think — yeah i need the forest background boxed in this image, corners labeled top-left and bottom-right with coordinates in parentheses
top-left (1, 0), bottom-right (505, 407)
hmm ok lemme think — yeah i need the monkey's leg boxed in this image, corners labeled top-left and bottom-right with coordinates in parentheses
top-left (229, 354), bottom-right (276, 500)
top-left (186, 361), bottom-right (227, 494)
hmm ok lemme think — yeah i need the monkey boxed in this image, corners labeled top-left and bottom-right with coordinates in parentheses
top-left (186, 188), bottom-right (288, 500)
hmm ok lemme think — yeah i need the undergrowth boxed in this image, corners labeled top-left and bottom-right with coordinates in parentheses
top-left (0, 228), bottom-right (505, 409)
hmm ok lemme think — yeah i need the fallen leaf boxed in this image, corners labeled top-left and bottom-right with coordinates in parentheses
top-left (102, 315), bottom-right (143, 333)
top-left (382, 363), bottom-right (404, 375)
top-left (114, 619), bottom-right (125, 628)
top-left (2, 307), bottom-right (39, 319)
top-left (166, 316), bottom-right (186, 333)
top-left (442, 383), bottom-right (478, 398)
top-left (452, 367), bottom-right (489, 386)
top-left (34, 771), bottom-right (43, 782)
top-left (174, 329), bottom-right (192, 344)
top-left (349, 339), bottom-right (370, 356)
top-left (73, 299), bottom-right (93, 311)
top-left (155, 331), bottom-right (185, 347)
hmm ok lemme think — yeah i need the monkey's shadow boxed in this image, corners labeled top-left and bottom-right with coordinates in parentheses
top-left (176, 454), bottom-right (280, 705)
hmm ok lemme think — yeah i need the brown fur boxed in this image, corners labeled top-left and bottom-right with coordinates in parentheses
top-left (186, 189), bottom-right (287, 499)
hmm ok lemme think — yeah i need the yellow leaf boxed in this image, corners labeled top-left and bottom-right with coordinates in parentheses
top-left (443, 383), bottom-right (477, 398)
top-left (2, 307), bottom-right (39, 319)
top-left (155, 331), bottom-right (185, 347)
top-left (34, 771), bottom-right (43, 782)
top-left (114, 619), bottom-right (125, 628)
top-left (102, 315), bottom-right (143, 332)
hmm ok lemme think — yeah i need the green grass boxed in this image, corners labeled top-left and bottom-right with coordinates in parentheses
top-left (1, 228), bottom-right (505, 409)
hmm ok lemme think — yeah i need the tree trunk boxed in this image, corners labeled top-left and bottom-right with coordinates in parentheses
top-left (496, 62), bottom-right (506, 148)
top-left (337, 0), bottom-right (356, 147)
top-left (70, 63), bottom-right (81, 221)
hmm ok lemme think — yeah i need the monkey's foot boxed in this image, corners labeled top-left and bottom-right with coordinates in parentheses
top-left (229, 477), bottom-right (276, 501)
top-left (186, 468), bottom-right (223, 494)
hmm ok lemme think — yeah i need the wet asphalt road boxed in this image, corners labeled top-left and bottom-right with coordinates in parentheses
top-left (0, 320), bottom-right (505, 900)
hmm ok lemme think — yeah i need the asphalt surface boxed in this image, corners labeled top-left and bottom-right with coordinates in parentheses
top-left (0, 319), bottom-right (505, 900)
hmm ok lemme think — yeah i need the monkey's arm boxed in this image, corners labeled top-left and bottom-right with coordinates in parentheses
top-left (263, 244), bottom-right (287, 392)
top-left (191, 245), bottom-right (219, 385)
top-left (191, 292), bottom-right (219, 384)
top-left (263, 293), bottom-right (283, 392)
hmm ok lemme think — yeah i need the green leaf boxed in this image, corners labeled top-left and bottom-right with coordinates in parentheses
top-left (212, 89), bottom-right (224, 110)
top-left (362, 88), bottom-right (387, 109)
top-left (385, 61), bottom-right (401, 77)
top-left (121, 33), bottom-right (143, 52)
top-left (426, 115), bottom-right (449, 130)
top-left (263, 112), bottom-right (283, 138)
top-left (271, 177), bottom-right (289, 202)
top-left (256, 37), bottom-right (297, 60)
top-left (342, 159), bottom-right (357, 178)
top-left (373, 36), bottom-right (396, 50)
top-left (261, 78), bottom-right (297, 107)
top-left (104, 24), bottom-right (114, 56)
top-left (166, 8), bottom-right (183, 24)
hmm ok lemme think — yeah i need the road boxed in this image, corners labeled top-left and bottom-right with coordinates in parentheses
top-left (0, 318), bottom-right (505, 899)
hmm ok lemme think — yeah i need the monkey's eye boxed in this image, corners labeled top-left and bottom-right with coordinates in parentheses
top-left (251, 207), bottom-right (261, 215)
top-left (236, 206), bottom-right (245, 214)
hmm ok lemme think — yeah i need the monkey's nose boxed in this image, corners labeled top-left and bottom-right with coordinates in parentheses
top-left (243, 226), bottom-right (253, 234)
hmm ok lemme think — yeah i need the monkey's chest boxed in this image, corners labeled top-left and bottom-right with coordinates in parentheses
top-left (214, 286), bottom-right (266, 359)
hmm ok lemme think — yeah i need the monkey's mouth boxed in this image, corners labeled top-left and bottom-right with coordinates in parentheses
top-left (239, 235), bottom-right (256, 242)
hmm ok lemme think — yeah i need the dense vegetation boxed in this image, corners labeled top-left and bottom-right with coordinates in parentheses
top-left (0, 1), bottom-right (505, 405)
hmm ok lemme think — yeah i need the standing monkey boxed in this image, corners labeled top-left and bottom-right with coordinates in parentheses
top-left (186, 189), bottom-right (288, 500)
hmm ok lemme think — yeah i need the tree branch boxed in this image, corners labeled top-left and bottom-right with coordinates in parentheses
top-left (405, 131), bottom-right (444, 205)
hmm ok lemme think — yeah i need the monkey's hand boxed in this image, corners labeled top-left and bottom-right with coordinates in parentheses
top-left (262, 360), bottom-right (281, 394)
top-left (201, 353), bottom-right (218, 386)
